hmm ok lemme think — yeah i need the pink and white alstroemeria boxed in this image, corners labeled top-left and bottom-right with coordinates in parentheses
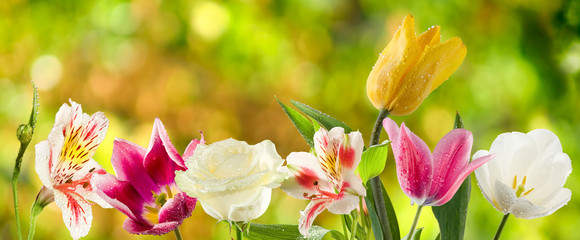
top-left (35, 100), bottom-right (111, 240)
top-left (383, 118), bottom-right (494, 206)
top-left (92, 118), bottom-right (198, 235)
top-left (281, 127), bottom-right (366, 237)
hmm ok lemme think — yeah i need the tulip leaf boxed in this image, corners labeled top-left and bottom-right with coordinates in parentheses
top-left (290, 100), bottom-right (353, 133)
top-left (431, 112), bottom-right (470, 240)
top-left (401, 227), bottom-right (424, 240)
top-left (277, 99), bottom-right (315, 148)
top-left (357, 141), bottom-right (390, 184)
top-left (244, 223), bottom-right (344, 240)
top-left (365, 180), bottom-right (400, 240)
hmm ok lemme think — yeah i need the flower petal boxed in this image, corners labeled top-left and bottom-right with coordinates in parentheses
top-left (228, 187), bottom-right (271, 222)
top-left (394, 122), bottom-right (433, 205)
top-left (54, 190), bottom-right (93, 240)
top-left (281, 152), bottom-right (332, 200)
top-left (158, 192), bottom-right (196, 224)
top-left (123, 219), bottom-right (180, 236)
top-left (366, 14), bottom-right (421, 111)
top-left (35, 140), bottom-right (53, 188)
top-left (417, 25), bottom-right (440, 50)
top-left (111, 138), bottom-right (159, 202)
top-left (522, 188), bottom-right (571, 219)
top-left (527, 129), bottom-right (563, 161)
top-left (428, 129), bottom-right (473, 201)
top-left (338, 131), bottom-right (364, 172)
top-left (299, 199), bottom-right (332, 237)
top-left (327, 192), bottom-right (359, 214)
top-left (91, 173), bottom-right (149, 224)
top-left (143, 119), bottom-right (184, 188)
top-left (524, 152), bottom-right (572, 205)
top-left (492, 180), bottom-right (517, 214)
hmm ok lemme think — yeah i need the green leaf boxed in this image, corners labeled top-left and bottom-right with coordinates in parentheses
top-left (343, 213), bottom-right (367, 240)
top-left (364, 196), bottom-right (383, 240)
top-left (357, 142), bottom-right (390, 184)
top-left (366, 180), bottom-right (400, 240)
top-left (434, 233), bottom-right (441, 240)
top-left (277, 98), bottom-right (315, 148)
top-left (402, 228), bottom-right (423, 240)
top-left (290, 100), bottom-right (353, 132)
top-left (431, 112), bottom-right (470, 240)
top-left (244, 223), bottom-right (343, 240)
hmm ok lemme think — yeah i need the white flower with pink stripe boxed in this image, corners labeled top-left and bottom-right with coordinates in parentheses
top-left (281, 127), bottom-right (366, 237)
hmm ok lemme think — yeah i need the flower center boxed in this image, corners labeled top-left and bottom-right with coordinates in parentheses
top-left (144, 185), bottom-right (175, 224)
top-left (512, 175), bottom-right (534, 198)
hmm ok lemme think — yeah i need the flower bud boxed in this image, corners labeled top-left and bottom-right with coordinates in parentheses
top-left (17, 124), bottom-right (33, 143)
top-left (366, 14), bottom-right (467, 116)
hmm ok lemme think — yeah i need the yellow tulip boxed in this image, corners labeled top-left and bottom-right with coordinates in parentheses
top-left (366, 14), bottom-right (467, 116)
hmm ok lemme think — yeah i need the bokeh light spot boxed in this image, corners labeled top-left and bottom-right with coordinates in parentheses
top-left (30, 55), bottom-right (62, 91)
top-left (190, 1), bottom-right (231, 41)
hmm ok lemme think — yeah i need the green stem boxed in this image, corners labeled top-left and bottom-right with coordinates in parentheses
top-left (173, 227), bottom-right (183, 240)
top-left (236, 225), bottom-right (243, 240)
top-left (341, 215), bottom-right (350, 240)
top-left (13, 141), bottom-right (30, 240)
top-left (359, 196), bottom-right (369, 240)
top-left (27, 197), bottom-right (44, 240)
top-left (493, 214), bottom-right (510, 240)
top-left (368, 108), bottom-right (392, 240)
top-left (407, 205), bottom-right (423, 240)
top-left (350, 212), bottom-right (359, 240)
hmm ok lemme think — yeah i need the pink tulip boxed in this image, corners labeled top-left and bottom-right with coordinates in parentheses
top-left (383, 118), bottom-right (493, 206)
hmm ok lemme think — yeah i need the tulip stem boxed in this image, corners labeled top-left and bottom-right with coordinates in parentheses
top-left (493, 214), bottom-right (510, 240)
top-left (173, 227), bottom-right (183, 240)
top-left (407, 205), bottom-right (423, 240)
top-left (369, 108), bottom-right (393, 240)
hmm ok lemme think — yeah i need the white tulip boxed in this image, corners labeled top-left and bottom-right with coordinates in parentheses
top-left (474, 129), bottom-right (572, 218)
top-left (175, 138), bottom-right (285, 222)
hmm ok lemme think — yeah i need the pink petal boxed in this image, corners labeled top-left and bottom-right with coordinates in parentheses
top-left (158, 192), bottom-right (197, 224)
top-left (123, 219), bottom-right (180, 236)
top-left (428, 129), bottom-right (473, 200)
top-left (389, 120), bottom-right (433, 205)
top-left (299, 199), bottom-right (332, 237)
top-left (281, 152), bottom-right (332, 200)
top-left (430, 153), bottom-right (494, 206)
top-left (143, 119), bottom-right (184, 188)
top-left (338, 131), bottom-right (364, 171)
top-left (182, 132), bottom-right (204, 161)
top-left (91, 173), bottom-right (150, 224)
top-left (111, 138), bottom-right (159, 201)
top-left (54, 190), bottom-right (93, 240)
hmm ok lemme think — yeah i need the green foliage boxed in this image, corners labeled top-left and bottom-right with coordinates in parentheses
top-left (277, 98), bottom-right (316, 147)
top-left (357, 142), bottom-right (390, 184)
top-left (244, 223), bottom-right (344, 240)
top-left (290, 100), bottom-right (353, 133)
top-left (402, 228), bottom-right (424, 240)
top-left (365, 181), bottom-right (400, 240)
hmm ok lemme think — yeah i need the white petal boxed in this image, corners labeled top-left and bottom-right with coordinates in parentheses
top-left (228, 187), bottom-right (272, 222)
top-left (522, 188), bottom-right (571, 219)
top-left (508, 197), bottom-right (543, 219)
top-left (327, 193), bottom-right (359, 214)
top-left (473, 150), bottom-right (492, 198)
top-left (527, 129), bottom-right (562, 161)
top-left (54, 190), bottom-right (93, 240)
top-left (492, 132), bottom-right (537, 182)
top-left (492, 181), bottom-right (517, 215)
top-left (35, 141), bottom-right (54, 188)
top-left (299, 199), bottom-right (332, 237)
top-left (525, 153), bottom-right (572, 204)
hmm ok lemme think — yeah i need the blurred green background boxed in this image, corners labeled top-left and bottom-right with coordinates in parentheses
top-left (1, 0), bottom-right (579, 239)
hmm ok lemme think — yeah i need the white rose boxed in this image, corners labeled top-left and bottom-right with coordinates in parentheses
top-left (175, 138), bottom-right (285, 222)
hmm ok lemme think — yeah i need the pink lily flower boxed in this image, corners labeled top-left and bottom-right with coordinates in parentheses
top-left (383, 118), bottom-right (494, 206)
top-left (34, 100), bottom-right (112, 240)
top-left (281, 127), bottom-right (366, 237)
top-left (91, 118), bottom-right (198, 235)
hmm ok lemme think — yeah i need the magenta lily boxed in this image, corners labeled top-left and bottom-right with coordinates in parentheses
top-left (91, 118), bottom-right (198, 235)
top-left (383, 118), bottom-right (494, 206)
top-left (280, 127), bottom-right (366, 237)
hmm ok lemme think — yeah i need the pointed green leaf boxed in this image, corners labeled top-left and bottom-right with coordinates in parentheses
top-left (431, 112), bottom-right (470, 240)
top-left (402, 228), bottom-right (424, 240)
top-left (366, 180), bottom-right (400, 240)
top-left (365, 196), bottom-right (384, 240)
top-left (244, 223), bottom-right (343, 240)
top-left (277, 99), bottom-right (315, 148)
top-left (290, 100), bottom-right (353, 132)
top-left (357, 142), bottom-right (390, 184)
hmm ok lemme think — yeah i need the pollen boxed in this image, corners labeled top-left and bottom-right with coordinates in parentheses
top-left (512, 175), bottom-right (534, 198)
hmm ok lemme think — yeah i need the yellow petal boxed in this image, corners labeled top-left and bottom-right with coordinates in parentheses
top-left (366, 14), bottom-right (421, 110)
top-left (388, 37), bottom-right (466, 116)
top-left (417, 25), bottom-right (440, 51)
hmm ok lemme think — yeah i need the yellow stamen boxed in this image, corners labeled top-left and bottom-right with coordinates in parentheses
top-left (512, 175), bottom-right (517, 189)
top-left (523, 188), bottom-right (534, 196)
